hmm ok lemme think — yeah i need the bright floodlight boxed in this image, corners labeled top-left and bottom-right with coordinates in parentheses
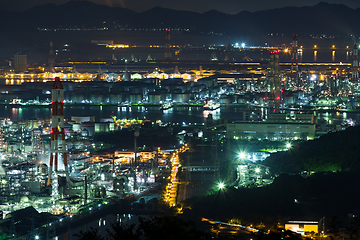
top-left (255, 168), bottom-right (260, 173)
top-left (286, 143), bottom-right (291, 148)
top-left (241, 43), bottom-right (245, 48)
top-left (218, 183), bottom-right (225, 189)
top-left (239, 152), bottom-right (246, 159)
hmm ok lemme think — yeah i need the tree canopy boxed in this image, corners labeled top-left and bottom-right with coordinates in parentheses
top-left (263, 126), bottom-right (360, 173)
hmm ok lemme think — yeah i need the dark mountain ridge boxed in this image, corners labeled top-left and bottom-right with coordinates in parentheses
top-left (2, 1), bottom-right (360, 35)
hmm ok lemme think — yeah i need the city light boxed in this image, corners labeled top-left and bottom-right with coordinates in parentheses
top-left (2, 11), bottom-right (359, 238)
top-left (239, 152), bottom-right (247, 159)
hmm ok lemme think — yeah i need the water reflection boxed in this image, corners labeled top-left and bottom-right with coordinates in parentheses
top-left (332, 50), bottom-right (335, 61)
top-left (203, 108), bottom-right (220, 121)
top-left (162, 108), bottom-right (173, 113)
top-left (11, 108), bottom-right (18, 121)
top-left (314, 50), bottom-right (317, 61)
top-left (0, 105), bottom-right (358, 126)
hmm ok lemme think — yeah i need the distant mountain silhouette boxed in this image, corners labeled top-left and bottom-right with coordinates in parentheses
top-left (2, 1), bottom-right (360, 35)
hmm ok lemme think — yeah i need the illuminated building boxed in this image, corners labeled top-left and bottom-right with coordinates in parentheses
top-left (285, 221), bottom-right (319, 235)
top-left (227, 113), bottom-right (316, 141)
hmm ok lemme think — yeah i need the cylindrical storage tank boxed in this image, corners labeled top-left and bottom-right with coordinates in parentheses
top-left (109, 94), bottom-right (123, 104)
top-left (171, 93), bottom-right (193, 103)
top-left (129, 94), bottom-right (143, 104)
top-left (237, 96), bottom-right (248, 104)
top-left (148, 93), bottom-right (161, 104)
top-left (219, 96), bottom-right (231, 104)
top-left (89, 94), bottom-right (104, 104)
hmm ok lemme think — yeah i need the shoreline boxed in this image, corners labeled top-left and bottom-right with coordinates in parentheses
top-left (0, 102), bottom-right (359, 113)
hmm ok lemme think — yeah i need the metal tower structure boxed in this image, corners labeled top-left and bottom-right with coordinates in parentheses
top-left (201, 138), bottom-right (205, 182)
top-left (48, 77), bottom-right (71, 194)
top-left (46, 215), bottom-right (56, 239)
top-left (48, 41), bottom-right (55, 73)
top-left (290, 34), bottom-right (299, 86)
top-left (352, 43), bottom-right (359, 83)
top-left (270, 50), bottom-right (281, 113)
top-left (212, 135), bottom-right (219, 181)
top-left (9, 215), bottom-right (16, 239)
top-left (30, 212), bottom-right (36, 240)
top-left (165, 30), bottom-right (172, 60)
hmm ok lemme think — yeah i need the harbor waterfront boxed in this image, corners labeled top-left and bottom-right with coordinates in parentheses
top-left (0, 104), bottom-right (357, 127)
top-left (2, 3), bottom-right (360, 237)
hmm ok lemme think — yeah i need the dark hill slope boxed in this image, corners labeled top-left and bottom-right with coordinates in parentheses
top-left (263, 125), bottom-right (360, 173)
top-left (188, 171), bottom-right (360, 223)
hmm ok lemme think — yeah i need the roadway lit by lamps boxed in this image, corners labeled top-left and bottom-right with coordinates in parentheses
top-left (162, 145), bottom-right (188, 207)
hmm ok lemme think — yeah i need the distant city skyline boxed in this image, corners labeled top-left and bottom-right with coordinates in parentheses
top-left (4, 0), bottom-right (360, 14)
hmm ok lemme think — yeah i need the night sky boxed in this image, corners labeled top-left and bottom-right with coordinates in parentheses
top-left (3, 0), bottom-right (360, 14)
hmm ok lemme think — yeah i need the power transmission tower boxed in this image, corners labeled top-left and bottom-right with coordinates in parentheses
top-left (186, 140), bottom-right (191, 182)
top-left (46, 215), bottom-right (56, 239)
top-left (201, 138), bottom-right (205, 182)
top-left (30, 212), bottom-right (36, 240)
top-left (10, 215), bottom-right (16, 239)
top-left (212, 135), bottom-right (219, 181)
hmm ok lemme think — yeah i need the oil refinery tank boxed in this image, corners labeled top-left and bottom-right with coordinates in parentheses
top-left (109, 94), bottom-right (124, 104)
top-left (89, 94), bottom-right (104, 104)
top-left (129, 94), bottom-right (143, 104)
top-left (148, 92), bottom-right (166, 103)
top-left (219, 95), bottom-right (232, 104)
top-left (171, 92), bottom-right (193, 103)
